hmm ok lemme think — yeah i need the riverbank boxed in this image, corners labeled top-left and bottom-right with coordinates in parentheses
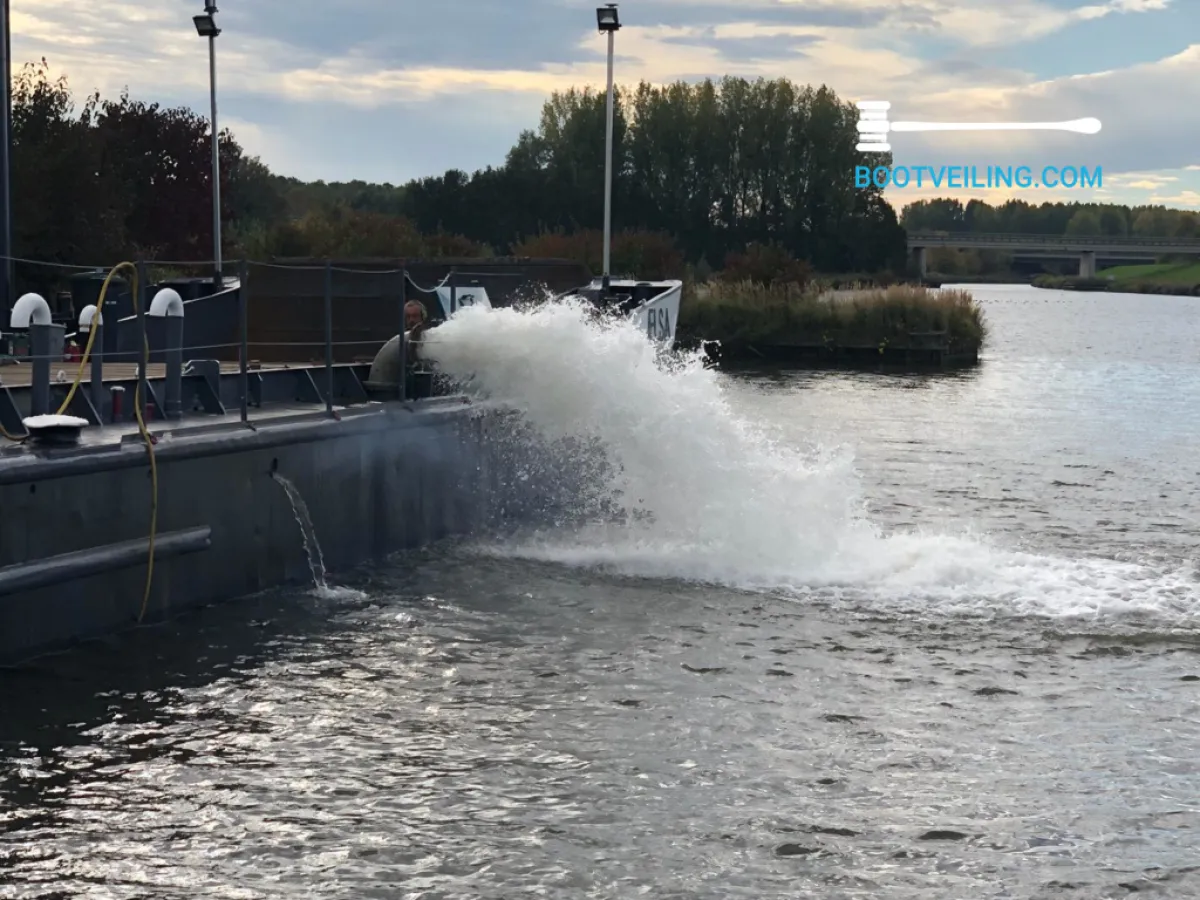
top-left (1033, 262), bottom-right (1200, 295)
top-left (677, 280), bottom-right (985, 368)
top-left (922, 272), bottom-right (1031, 286)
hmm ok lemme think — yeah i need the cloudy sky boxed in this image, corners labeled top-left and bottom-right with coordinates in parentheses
top-left (10, 0), bottom-right (1200, 210)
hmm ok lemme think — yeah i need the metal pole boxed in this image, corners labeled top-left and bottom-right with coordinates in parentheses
top-left (0, 0), bottom-right (13, 316)
top-left (324, 260), bottom-right (333, 414)
top-left (163, 315), bottom-right (183, 420)
top-left (449, 267), bottom-right (457, 316)
top-left (209, 31), bottom-right (222, 294)
top-left (136, 261), bottom-right (148, 420)
top-left (601, 26), bottom-right (615, 289)
top-left (397, 268), bottom-right (407, 402)
top-left (90, 321), bottom-right (104, 417)
top-left (29, 324), bottom-right (50, 417)
top-left (238, 258), bottom-right (248, 422)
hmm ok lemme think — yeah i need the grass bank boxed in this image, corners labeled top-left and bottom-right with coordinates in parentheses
top-left (1033, 262), bottom-right (1200, 295)
top-left (677, 280), bottom-right (986, 366)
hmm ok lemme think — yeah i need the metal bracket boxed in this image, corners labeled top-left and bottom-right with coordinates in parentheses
top-left (181, 373), bottom-right (225, 415)
top-left (294, 369), bottom-right (323, 404)
top-left (50, 384), bottom-right (103, 425)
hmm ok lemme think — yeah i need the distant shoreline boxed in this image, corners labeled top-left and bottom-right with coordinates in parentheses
top-left (1032, 271), bottom-right (1200, 296)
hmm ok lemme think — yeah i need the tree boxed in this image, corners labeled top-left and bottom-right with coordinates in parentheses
top-left (1065, 209), bottom-right (1101, 235)
top-left (17, 59), bottom-right (1199, 282)
top-left (10, 60), bottom-right (126, 270)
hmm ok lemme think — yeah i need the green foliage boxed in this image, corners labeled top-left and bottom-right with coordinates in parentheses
top-left (901, 197), bottom-right (1198, 237)
top-left (16, 57), bottom-right (1197, 302)
top-left (398, 77), bottom-right (907, 274)
top-left (720, 241), bottom-right (812, 286)
top-left (235, 206), bottom-right (488, 259)
top-left (679, 281), bottom-right (986, 351)
top-left (1034, 261), bottom-right (1200, 295)
top-left (510, 228), bottom-right (685, 279)
top-left (1097, 261), bottom-right (1200, 284)
top-left (11, 59), bottom-right (278, 268)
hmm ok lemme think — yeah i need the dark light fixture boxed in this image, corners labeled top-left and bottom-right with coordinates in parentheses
top-left (596, 3), bottom-right (620, 32)
top-left (193, 13), bottom-right (220, 37)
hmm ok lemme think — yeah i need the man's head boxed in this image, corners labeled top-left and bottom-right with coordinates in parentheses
top-left (404, 300), bottom-right (427, 331)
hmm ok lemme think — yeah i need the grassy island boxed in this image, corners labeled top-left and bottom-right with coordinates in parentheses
top-left (1032, 262), bottom-right (1200, 295)
top-left (677, 281), bottom-right (986, 368)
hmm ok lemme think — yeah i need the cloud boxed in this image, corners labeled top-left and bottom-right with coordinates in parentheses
top-left (7, 0), bottom-right (1187, 196)
top-left (1148, 190), bottom-right (1200, 207)
top-left (873, 42), bottom-right (1200, 183)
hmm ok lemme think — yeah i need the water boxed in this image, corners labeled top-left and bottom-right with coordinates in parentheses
top-left (2, 285), bottom-right (1199, 899)
top-left (272, 471), bottom-right (329, 592)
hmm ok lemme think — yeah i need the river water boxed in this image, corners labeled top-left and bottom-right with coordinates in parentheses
top-left (2, 285), bottom-right (1199, 899)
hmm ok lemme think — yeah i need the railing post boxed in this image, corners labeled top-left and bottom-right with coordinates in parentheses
top-left (324, 260), bottom-right (334, 414)
top-left (163, 306), bottom-right (184, 421)
top-left (238, 258), bottom-right (249, 423)
top-left (398, 267), bottom-right (407, 402)
top-left (136, 260), bottom-right (148, 420)
top-left (28, 321), bottom-right (51, 417)
top-left (89, 317), bottom-right (104, 418)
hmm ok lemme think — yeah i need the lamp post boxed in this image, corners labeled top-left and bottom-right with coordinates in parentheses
top-left (596, 4), bottom-right (620, 292)
top-left (0, 0), bottom-right (13, 317)
top-left (193, 3), bottom-right (222, 293)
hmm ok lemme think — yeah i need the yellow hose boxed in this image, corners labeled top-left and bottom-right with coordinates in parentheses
top-left (0, 422), bottom-right (25, 442)
top-left (54, 263), bottom-right (158, 623)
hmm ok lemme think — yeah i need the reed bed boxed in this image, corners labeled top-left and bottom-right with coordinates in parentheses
top-left (678, 280), bottom-right (987, 351)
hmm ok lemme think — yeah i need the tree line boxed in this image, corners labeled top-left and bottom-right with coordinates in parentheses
top-left (9, 62), bottom-right (905, 288)
top-left (10, 59), bottom-right (1198, 295)
top-left (901, 198), bottom-right (1200, 238)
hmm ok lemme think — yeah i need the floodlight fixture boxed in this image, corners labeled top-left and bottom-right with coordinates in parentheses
top-left (193, 13), bottom-right (220, 37)
top-left (597, 4), bottom-right (620, 32)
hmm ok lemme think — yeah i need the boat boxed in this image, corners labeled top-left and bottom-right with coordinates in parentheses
top-left (555, 277), bottom-right (683, 347)
top-left (415, 272), bottom-right (682, 348)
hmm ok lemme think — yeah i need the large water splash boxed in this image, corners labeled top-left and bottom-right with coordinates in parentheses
top-left (423, 301), bottom-right (1198, 623)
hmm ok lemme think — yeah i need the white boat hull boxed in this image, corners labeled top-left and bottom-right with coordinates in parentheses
top-left (628, 282), bottom-right (682, 346)
top-left (434, 276), bottom-right (683, 349)
top-left (554, 278), bottom-right (683, 348)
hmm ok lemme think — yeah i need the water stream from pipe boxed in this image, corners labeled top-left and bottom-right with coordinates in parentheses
top-left (271, 472), bottom-right (329, 592)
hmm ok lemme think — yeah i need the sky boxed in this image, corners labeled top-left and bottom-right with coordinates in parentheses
top-left (9, 0), bottom-right (1200, 212)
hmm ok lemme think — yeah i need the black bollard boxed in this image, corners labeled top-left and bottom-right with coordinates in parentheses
top-left (29, 321), bottom-right (51, 417)
top-left (164, 314), bottom-right (183, 419)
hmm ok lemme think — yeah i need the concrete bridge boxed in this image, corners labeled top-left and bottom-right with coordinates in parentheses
top-left (907, 232), bottom-right (1200, 277)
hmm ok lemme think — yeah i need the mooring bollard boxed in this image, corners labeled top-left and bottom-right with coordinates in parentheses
top-left (78, 304), bottom-right (104, 418)
top-left (149, 288), bottom-right (184, 420)
top-left (110, 385), bottom-right (124, 422)
top-left (11, 293), bottom-right (54, 416)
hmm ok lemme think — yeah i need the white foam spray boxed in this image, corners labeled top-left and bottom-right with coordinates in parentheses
top-left (423, 301), bottom-right (1198, 623)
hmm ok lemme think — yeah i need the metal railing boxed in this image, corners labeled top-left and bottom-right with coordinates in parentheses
top-left (0, 256), bottom-right (523, 439)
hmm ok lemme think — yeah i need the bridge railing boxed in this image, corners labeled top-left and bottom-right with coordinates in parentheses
top-left (907, 232), bottom-right (1200, 249)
